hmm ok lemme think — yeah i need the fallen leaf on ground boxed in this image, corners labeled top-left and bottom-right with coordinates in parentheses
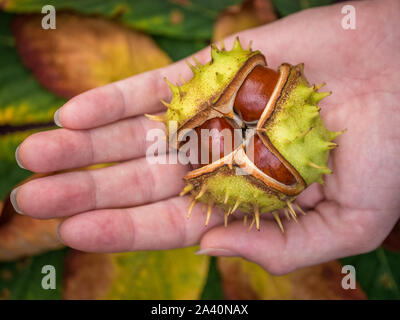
top-left (0, 164), bottom-right (111, 261)
top-left (12, 13), bottom-right (172, 98)
top-left (63, 247), bottom-right (210, 299)
top-left (0, 188), bottom-right (63, 262)
top-left (218, 257), bottom-right (366, 299)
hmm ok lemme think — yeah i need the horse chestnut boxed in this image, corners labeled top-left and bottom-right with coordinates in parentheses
top-left (147, 38), bottom-right (342, 231)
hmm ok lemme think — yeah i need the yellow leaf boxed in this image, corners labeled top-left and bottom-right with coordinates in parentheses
top-left (63, 247), bottom-right (210, 300)
top-left (218, 257), bottom-right (366, 299)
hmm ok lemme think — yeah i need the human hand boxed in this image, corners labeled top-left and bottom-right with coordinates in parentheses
top-left (11, 0), bottom-right (400, 274)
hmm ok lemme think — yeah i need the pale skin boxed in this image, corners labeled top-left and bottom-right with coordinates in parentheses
top-left (11, 0), bottom-right (400, 275)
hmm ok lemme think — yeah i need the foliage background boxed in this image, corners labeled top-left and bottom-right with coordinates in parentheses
top-left (0, 0), bottom-right (399, 300)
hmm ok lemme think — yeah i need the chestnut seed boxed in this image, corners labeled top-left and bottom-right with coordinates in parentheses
top-left (234, 65), bottom-right (279, 122)
top-left (193, 117), bottom-right (235, 168)
top-left (248, 134), bottom-right (296, 185)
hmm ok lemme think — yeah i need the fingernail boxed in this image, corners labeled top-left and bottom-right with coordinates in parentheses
top-left (195, 248), bottom-right (237, 257)
top-left (15, 145), bottom-right (25, 169)
top-left (56, 223), bottom-right (65, 244)
top-left (54, 109), bottom-right (62, 127)
top-left (10, 187), bottom-right (24, 215)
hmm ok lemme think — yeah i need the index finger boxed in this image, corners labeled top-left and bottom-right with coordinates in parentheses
top-left (56, 49), bottom-right (210, 130)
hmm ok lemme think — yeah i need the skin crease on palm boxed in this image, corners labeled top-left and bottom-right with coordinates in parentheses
top-left (11, 0), bottom-right (400, 275)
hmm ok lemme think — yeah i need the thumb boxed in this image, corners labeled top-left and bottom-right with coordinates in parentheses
top-left (196, 204), bottom-right (376, 275)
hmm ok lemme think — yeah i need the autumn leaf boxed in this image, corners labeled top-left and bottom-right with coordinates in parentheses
top-left (0, 163), bottom-right (111, 261)
top-left (0, 11), bottom-right (63, 198)
top-left (0, 175), bottom-right (64, 262)
top-left (217, 257), bottom-right (366, 299)
top-left (0, 12), bottom-right (60, 142)
top-left (0, 13), bottom-right (63, 128)
top-left (63, 247), bottom-right (210, 300)
top-left (13, 13), bottom-right (172, 99)
top-left (213, 0), bottom-right (277, 42)
top-left (0, 10), bottom-right (171, 199)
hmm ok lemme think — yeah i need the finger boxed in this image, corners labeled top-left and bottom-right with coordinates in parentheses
top-left (17, 115), bottom-right (164, 172)
top-left (198, 201), bottom-right (396, 275)
top-left (14, 158), bottom-right (188, 219)
top-left (56, 49), bottom-right (211, 130)
top-left (295, 183), bottom-right (324, 210)
top-left (57, 196), bottom-right (224, 252)
top-left (55, 1), bottom-right (352, 131)
top-left (54, 23), bottom-right (296, 131)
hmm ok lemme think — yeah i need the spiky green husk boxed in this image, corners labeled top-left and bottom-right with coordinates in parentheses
top-left (164, 39), bottom-right (343, 227)
top-left (165, 39), bottom-right (260, 127)
top-left (263, 65), bottom-right (342, 186)
top-left (188, 166), bottom-right (289, 214)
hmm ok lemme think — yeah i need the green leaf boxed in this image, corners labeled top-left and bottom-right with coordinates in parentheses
top-left (200, 257), bottom-right (224, 300)
top-left (0, 249), bottom-right (67, 300)
top-left (271, 0), bottom-right (333, 17)
top-left (110, 247), bottom-right (209, 299)
top-left (1, 0), bottom-right (243, 40)
top-left (0, 160), bottom-right (31, 199)
top-left (153, 36), bottom-right (207, 62)
top-left (0, 12), bottom-right (64, 126)
top-left (341, 247), bottom-right (400, 299)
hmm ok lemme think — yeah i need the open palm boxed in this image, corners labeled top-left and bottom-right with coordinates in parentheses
top-left (12, 0), bottom-right (400, 274)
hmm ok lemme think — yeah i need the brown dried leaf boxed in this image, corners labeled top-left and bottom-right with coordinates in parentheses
top-left (0, 187), bottom-right (63, 262)
top-left (0, 165), bottom-right (111, 261)
top-left (12, 13), bottom-right (172, 98)
top-left (218, 257), bottom-right (366, 300)
top-left (213, 0), bottom-right (277, 42)
top-left (63, 251), bottom-right (114, 300)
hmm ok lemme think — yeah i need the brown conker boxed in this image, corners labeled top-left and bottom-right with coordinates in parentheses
top-left (234, 65), bottom-right (280, 122)
top-left (247, 134), bottom-right (296, 185)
